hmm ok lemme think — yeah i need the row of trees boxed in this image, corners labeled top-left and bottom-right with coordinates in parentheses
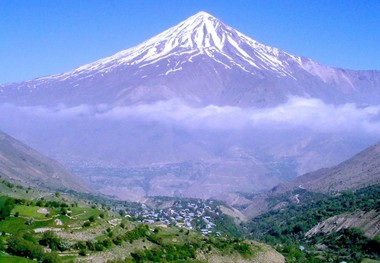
top-left (6, 233), bottom-right (61, 263)
top-left (72, 224), bottom-right (149, 256)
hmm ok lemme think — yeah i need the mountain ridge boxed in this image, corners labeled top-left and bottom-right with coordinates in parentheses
top-left (272, 141), bottom-right (380, 194)
top-left (239, 140), bottom-right (380, 219)
top-left (0, 130), bottom-right (91, 193)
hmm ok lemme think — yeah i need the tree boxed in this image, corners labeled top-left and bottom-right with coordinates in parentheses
top-left (60, 207), bottom-right (67, 215)
top-left (40, 231), bottom-right (62, 251)
top-left (119, 210), bottom-right (126, 217)
top-left (0, 197), bottom-right (15, 220)
top-left (88, 215), bottom-right (96, 222)
top-left (0, 239), bottom-right (5, 251)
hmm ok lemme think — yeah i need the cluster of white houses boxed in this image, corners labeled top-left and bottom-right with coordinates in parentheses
top-left (128, 200), bottom-right (221, 236)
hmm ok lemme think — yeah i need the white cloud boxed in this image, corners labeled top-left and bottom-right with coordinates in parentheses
top-left (1, 97), bottom-right (380, 135)
top-left (249, 97), bottom-right (380, 133)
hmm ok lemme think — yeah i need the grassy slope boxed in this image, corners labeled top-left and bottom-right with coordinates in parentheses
top-left (0, 179), bottom-right (284, 263)
top-left (0, 253), bottom-right (35, 262)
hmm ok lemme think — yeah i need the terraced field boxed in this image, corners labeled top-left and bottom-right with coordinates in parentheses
top-left (0, 179), bottom-right (284, 262)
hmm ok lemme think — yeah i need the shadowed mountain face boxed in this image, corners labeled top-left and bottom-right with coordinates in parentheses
top-left (238, 141), bottom-right (380, 219)
top-left (0, 12), bottom-right (379, 200)
top-left (0, 130), bottom-right (90, 193)
top-left (272, 141), bottom-right (380, 194)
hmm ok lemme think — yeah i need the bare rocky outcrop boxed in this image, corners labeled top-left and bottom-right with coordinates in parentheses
top-left (219, 205), bottom-right (247, 223)
top-left (197, 241), bottom-right (285, 263)
top-left (306, 210), bottom-right (380, 238)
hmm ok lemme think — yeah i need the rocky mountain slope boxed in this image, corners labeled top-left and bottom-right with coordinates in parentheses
top-left (306, 210), bottom-right (380, 239)
top-left (0, 130), bottom-right (90, 193)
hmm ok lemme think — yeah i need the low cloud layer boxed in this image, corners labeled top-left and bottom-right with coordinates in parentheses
top-left (1, 97), bottom-right (380, 135)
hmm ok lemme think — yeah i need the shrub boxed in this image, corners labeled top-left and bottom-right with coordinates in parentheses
top-left (39, 231), bottom-right (65, 251)
top-left (94, 242), bottom-right (104, 251)
top-left (7, 234), bottom-right (44, 260)
top-left (86, 240), bottom-right (95, 251)
top-left (78, 248), bottom-right (87, 256)
top-left (75, 241), bottom-right (86, 250)
top-left (112, 236), bottom-right (123, 246)
top-left (42, 251), bottom-right (62, 263)
top-left (102, 238), bottom-right (112, 249)
top-left (60, 207), bottom-right (67, 215)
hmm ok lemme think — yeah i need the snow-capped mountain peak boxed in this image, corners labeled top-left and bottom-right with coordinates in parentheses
top-left (3, 11), bottom-right (379, 109)
top-left (162, 11), bottom-right (226, 51)
top-left (56, 11), bottom-right (302, 80)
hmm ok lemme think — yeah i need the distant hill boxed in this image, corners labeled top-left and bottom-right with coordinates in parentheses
top-left (242, 141), bottom-right (380, 262)
top-left (239, 141), bottom-right (380, 219)
top-left (0, 130), bottom-right (90, 193)
top-left (272, 141), bottom-right (380, 194)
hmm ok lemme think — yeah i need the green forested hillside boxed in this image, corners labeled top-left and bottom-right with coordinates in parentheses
top-left (245, 185), bottom-right (380, 262)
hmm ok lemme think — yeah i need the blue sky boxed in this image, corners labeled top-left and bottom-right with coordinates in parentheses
top-left (1, 0), bottom-right (379, 84)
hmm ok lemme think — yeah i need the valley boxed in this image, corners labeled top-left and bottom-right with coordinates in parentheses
top-left (1, 12), bottom-right (380, 201)
top-left (0, 9), bottom-right (380, 263)
top-left (0, 129), bottom-right (379, 262)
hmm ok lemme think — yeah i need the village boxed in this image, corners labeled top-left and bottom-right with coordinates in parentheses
top-left (126, 199), bottom-right (222, 236)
